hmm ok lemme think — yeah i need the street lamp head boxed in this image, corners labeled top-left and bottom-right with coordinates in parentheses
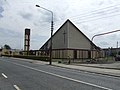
top-left (36, 5), bottom-right (40, 7)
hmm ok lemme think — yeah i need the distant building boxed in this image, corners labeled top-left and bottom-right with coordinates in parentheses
top-left (103, 48), bottom-right (120, 57)
top-left (37, 19), bottom-right (104, 61)
top-left (1, 48), bottom-right (11, 55)
top-left (1, 48), bottom-right (20, 56)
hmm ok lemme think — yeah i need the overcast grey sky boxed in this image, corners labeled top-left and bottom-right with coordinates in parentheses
top-left (0, 0), bottom-right (120, 50)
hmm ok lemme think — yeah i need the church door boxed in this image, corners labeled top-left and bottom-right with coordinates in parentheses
top-left (88, 51), bottom-right (91, 59)
top-left (74, 50), bottom-right (77, 59)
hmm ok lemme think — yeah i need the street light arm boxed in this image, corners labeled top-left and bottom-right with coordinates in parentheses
top-left (91, 29), bottom-right (120, 60)
top-left (91, 29), bottom-right (120, 41)
top-left (36, 5), bottom-right (53, 21)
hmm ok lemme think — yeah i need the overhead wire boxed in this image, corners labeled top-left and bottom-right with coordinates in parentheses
top-left (74, 9), bottom-right (119, 20)
top-left (69, 3), bottom-right (120, 19)
top-left (68, 5), bottom-right (120, 23)
top-left (71, 12), bottom-right (120, 23)
top-left (71, 8), bottom-right (120, 21)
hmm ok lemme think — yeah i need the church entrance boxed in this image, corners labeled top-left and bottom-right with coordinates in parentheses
top-left (88, 51), bottom-right (91, 59)
top-left (74, 50), bottom-right (77, 59)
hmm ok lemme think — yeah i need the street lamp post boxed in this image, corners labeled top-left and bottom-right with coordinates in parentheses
top-left (36, 5), bottom-right (53, 65)
top-left (91, 29), bottom-right (120, 60)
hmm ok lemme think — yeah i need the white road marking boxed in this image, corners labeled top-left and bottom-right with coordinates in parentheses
top-left (8, 61), bottom-right (112, 90)
top-left (2, 73), bottom-right (8, 78)
top-left (13, 85), bottom-right (21, 90)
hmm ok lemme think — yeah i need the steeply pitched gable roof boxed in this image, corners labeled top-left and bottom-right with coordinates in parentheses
top-left (40, 19), bottom-right (99, 50)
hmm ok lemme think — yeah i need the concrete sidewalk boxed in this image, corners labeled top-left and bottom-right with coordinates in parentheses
top-left (76, 63), bottom-right (120, 70)
top-left (25, 59), bottom-right (120, 77)
top-left (11, 57), bottom-right (120, 77)
top-left (52, 62), bottom-right (120, 77)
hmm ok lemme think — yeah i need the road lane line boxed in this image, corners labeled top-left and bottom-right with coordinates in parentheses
top-left (13, 85), bottom-right (21, 90)
top-left (2, 73), bottom-right (8, 78)
top-left (5, 60), bottom-right (112, 90)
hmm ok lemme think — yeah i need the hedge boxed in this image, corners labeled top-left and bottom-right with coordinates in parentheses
top-left (1, 55), bottom-right (49, 62)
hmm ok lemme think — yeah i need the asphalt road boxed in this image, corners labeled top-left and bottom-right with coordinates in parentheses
top-left (0, 57), bottom-right (120, 90)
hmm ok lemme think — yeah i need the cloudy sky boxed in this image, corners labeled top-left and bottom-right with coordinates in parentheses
top-left (0, 0), bottom-right (120, 50)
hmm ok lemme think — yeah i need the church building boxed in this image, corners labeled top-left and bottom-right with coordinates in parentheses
top-left (38, 19), bottom-right (104, 61)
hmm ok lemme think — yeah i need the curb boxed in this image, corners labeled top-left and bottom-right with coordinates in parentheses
top-left (52, 64), bottom-right (120, 78)
top-left (75, 64), bottom-right (120, 70)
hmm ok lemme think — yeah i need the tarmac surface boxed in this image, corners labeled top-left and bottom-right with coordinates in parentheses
top-left (2, 57), bottom-right (120, 90)
top-left (11, 57), bottom-right (120, 77)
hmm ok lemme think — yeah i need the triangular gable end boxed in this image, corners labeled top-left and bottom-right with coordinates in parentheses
top-left (40, 19), bottom-right (98, 50)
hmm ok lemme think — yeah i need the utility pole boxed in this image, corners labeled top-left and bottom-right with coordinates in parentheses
top-left (117, 41), bottom-right (118, 55)
top-left (36, 5), bottom-right (53, 65)
top-left (117, 41), bottom-right (118, 48)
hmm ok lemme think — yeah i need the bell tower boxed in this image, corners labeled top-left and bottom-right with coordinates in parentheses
top-left (24, 28), bottom-right (30, 55)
